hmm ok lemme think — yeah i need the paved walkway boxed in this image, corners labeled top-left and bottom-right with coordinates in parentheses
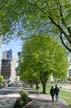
top-left (0, 93), bottom-right (68, 108)
top-left (0, 86), bottom-right (69, 108)
top-left (25, 94), bottom-right (68, 108)
top-left (0, 96), bottom-right (16, 108)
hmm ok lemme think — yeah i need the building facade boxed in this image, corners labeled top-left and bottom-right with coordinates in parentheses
top-left (69, 68), bottom-right (71, 76)
top-left (1, 49), bottom-right (16, 82)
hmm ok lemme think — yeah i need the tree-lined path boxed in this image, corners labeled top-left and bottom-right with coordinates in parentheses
top-left (0, 86), bottom-right (69, 108)
top-left (25, 94), bottom-right (68, 108)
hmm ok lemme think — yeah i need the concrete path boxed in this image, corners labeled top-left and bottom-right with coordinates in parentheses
top-left (0, 93), bottom-right (68, 108)
top-left (0, 96), bottom-right (17, 108)
top-left (25, 94), bottom-right (68, 108)
top-left (0, 86), bottom-right (69, 108)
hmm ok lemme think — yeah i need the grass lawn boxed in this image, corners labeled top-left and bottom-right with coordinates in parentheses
top-left (39, 83), bottom-right (71, 106)
top-left (60, 90), bottom-right (71, 106)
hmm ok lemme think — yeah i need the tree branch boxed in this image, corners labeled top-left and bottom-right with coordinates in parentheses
top-left (57, 2), bottom-right (66, 26)
top-left (60, 33), bottom-right (71, 52)
top-left (57, 1), bottom-right (71, 35)
top-left (49, 17), bottom-right (66, 35)
top-left (49, 16), bottom-right (71, 45)
top-left (28, 1), bottom-right (71, 47)
top-left (28, 1), bottom-right (47, 15)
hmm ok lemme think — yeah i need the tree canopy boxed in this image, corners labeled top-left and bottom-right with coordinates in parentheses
top-left (18, 34), bottom-right (68, 93)
top-left (0, 0), bottom-right (71, 51)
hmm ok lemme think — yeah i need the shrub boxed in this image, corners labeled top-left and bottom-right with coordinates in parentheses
top-left (13, 90), bottom-right (32, 108)
top-left (0, 75), bottom-right (4, 83)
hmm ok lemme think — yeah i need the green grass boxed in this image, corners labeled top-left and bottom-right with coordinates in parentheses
top-left (60, 90), bottom-right (71, 106)
top-left (39, 83), bottom-right (71, 106)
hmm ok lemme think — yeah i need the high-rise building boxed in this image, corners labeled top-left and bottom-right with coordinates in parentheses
top-left (69, 68), bottom-right (71, 76)
top-left (7, 49), bottom-right (12, 60)
top-left (1, 49), bottom-right (16, 82)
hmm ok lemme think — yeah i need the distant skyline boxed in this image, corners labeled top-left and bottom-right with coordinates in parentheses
top-left (0, 38), bottom-right (22, 63)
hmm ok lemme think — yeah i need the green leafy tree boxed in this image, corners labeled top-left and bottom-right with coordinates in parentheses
top-left (18, 34), bottom-right (68, 93)
top-left (0, 0), bottom-right (71, 51)
top-left (0, 75), bottom-right (4, 83)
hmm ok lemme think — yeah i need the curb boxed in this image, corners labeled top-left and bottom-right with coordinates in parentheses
top-left (23, 99), bottom-right (35, 108)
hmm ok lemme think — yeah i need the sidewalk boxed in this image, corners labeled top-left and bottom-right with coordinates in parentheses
top-left (0, 93), bottom-right (68, 108)
top-left (25, 94), bottom-right (68, 108)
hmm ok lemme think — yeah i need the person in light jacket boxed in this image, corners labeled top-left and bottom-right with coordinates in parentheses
top-left (54, 85), bottom-right (60, 101)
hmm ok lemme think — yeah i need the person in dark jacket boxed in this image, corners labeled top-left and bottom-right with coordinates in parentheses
top-left (54, 85), bottom-right (60, 101)
top-left (50, 86), bottom-right (55, 102)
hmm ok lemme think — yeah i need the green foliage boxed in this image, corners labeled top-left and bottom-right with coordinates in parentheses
top-left (18, 34), bottom-right (68, 93)
top-left (20, 90), bottom-right (29, 101)
top-left (13, 98), bottom-right (24, 108)
top-left (19, 90), bottom-right (31, 106)
top-left (19, 34), bottom-right (68, 80)
top-left (1, 0), bottom-right (71, 52)
top-left (14, 90), bottom-right (31, 108)
top-left (0, 75), bottom-right (4, 83)
top-left (60, 90), bottom-right (71, 105)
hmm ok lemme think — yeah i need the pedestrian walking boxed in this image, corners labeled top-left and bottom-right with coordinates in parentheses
top-left (50, 86), bottom-right (55, 102)
top-left (54, 84), bottom-right (60, 101)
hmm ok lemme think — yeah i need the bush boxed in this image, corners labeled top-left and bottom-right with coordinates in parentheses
top-left (13, 98), bottom-right (23, 108)
top-left (13, 90), bottom-right (32, 108)
top-left (0, 75), bottom-right (4, 83)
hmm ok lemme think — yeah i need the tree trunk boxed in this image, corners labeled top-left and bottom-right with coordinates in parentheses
top-left (40, 71), bottom-right (48, 94)
top-left (42, 81), bottom-right (46, 94)
top-left (35, 83), bottom-right (38, 89)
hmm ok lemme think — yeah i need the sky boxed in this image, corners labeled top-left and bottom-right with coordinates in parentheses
top-left (0, 37), bottom-right (71, 69)
top-left (0, 38), bottom-right (22, 63)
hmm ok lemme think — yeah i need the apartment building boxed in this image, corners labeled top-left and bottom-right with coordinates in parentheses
top-left (1, 49), bottom-right (16, 82)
